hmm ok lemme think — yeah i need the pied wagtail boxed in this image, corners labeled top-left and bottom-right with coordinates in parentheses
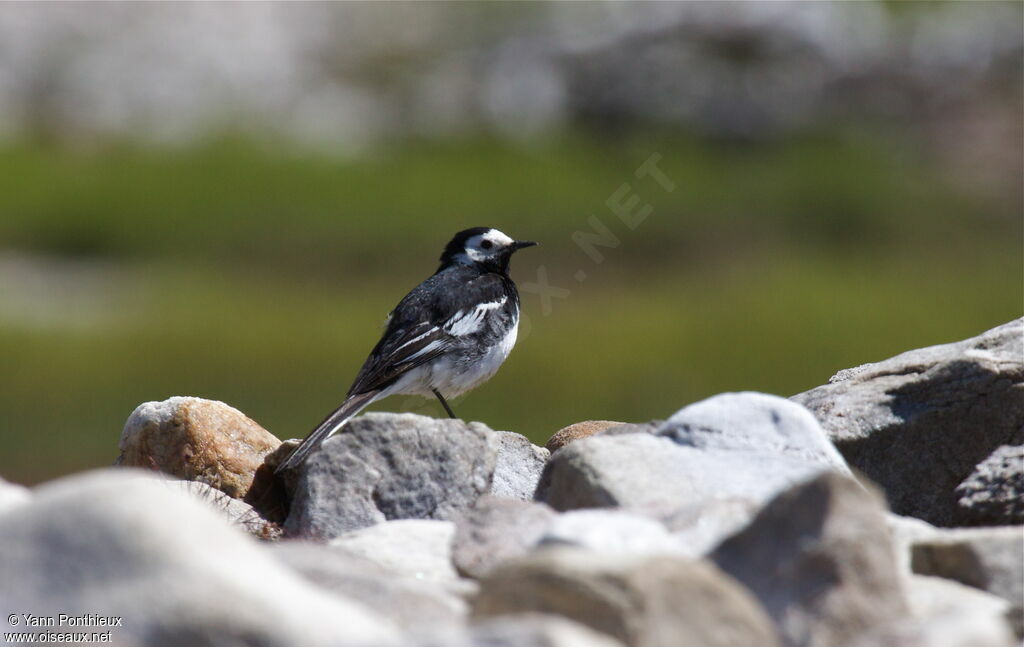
top-left (276, 227), bottom-right (537, 472)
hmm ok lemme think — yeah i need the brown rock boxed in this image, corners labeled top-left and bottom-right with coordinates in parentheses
top-left (474, 548), bottom-right (781, 647)
top-left (245, 439), bottom-right (301, 522)
top-left (546, 421), bottom-right (625, 452)
top-left (118, 397), bottom-right (280, 500)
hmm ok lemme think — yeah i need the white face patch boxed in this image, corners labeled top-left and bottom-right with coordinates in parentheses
top-left (463, 229), bottom-right (515, 263)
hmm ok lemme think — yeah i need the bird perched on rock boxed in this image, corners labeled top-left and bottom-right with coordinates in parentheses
top-left (276, 227), bottom-right (536, 473)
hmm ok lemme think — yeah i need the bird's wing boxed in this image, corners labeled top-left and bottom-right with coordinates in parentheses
top-left (346, 321), bottom-right (451, 395)
top-left (346, 269), bottom-right (510, 396)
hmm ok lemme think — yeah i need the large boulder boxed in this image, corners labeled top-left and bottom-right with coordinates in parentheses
top-left (535, 393), bottom-right (846, 514)
top-left (712, 472), bottom-right (908, 647)
top-left (117, 396), bottom-right (281, 500)
top-left (792, 319), bottom-right (1024, 527)
top-left (284, 412), bottom-right (498, 539)
top-left (0, 469), bottom-right (398, 647)
top-left (474, 548), bottom-right (781, 647)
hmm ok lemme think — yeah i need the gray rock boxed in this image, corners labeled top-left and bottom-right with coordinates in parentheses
top-left (660, 498), bottom-right (762, 557)
top-left (467, 615), bottom-right (627, 647)
top-left (792, 318), bottom-right (1024, 527)
top-left (285, 412), bottom-right (498, 539)
top-left (473, 548), bottom-right (781, 647)
top-left (898, 575), bottom-right (1017, 647)
top-left (419, 614), bottom-right (626, 647)
top-left (491, 431), bottom-right (549, 500)
top-left (0, 469), bottom-right (399, 647)
top-left (452, 501), bottom-right (690, 581)
top-left (910, 525), bottom-right (1023, 634)
top-left (847, 622), bottom-right (1011, 647)
top-left (954, 444), bottom-right (1024, 526)
top-left (885, 513), bottom-right (943, 576)
top-left (659, 392), bottom-right (850, 474)
top-left (270, 540), bottom-right (467, 632)
top-left (273, 537), bottom-right (394, 577)
top-left (535, 430), bottom-right (830, 514)
top-left (538, 509), bottom-right (685, 557)
top-left (885, 513), bottom-right (1024, 638)
top-left (452, 496), bottom-right (557, 579)
top-left (908, 572), bottom-right (1013, 620)
top-left (847, 581), bottom-right (1016, 647)
top-left (0, 475), bottom-right (30, 514)
top-left (535, 393), bottom-right (847, 515)
top-left (329, 519), bottom-right (460, 583)
top-left (837, 572), bottom-right (1018, 647)
top-left (712, 472), bottom-right (908, 647)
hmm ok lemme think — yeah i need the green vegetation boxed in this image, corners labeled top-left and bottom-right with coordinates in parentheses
top-left (1, 132), bottom-right (1020, 484)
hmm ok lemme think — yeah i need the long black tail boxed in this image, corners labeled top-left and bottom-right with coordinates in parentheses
top-left (275, 390), bottom-right (379, 473)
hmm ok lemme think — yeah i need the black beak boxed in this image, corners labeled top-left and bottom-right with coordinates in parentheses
top-left (511, 240), bottom-right (538, 252)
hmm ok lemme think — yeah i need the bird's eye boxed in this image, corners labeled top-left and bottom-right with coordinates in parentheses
top-left (480, 240), bottom-right (493, 250)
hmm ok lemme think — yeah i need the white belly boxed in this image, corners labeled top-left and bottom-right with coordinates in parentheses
top-left (388, 319), bottom-right (519, 399)
top-left (441, 320), bottom-right (519, 397)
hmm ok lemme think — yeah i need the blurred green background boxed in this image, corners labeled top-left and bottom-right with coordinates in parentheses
top-left (1, 2), bottom-right (1021, 484)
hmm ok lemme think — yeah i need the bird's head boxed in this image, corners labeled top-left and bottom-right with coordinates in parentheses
top-left (438, 227), bottom-right (537, 274)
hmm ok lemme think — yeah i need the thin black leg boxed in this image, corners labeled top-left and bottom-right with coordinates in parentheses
top-left (432, 388), bottom-right (457, 419)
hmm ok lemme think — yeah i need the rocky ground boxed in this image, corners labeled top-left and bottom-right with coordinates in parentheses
top-left (1, 319), bottom-right (1021, 647)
